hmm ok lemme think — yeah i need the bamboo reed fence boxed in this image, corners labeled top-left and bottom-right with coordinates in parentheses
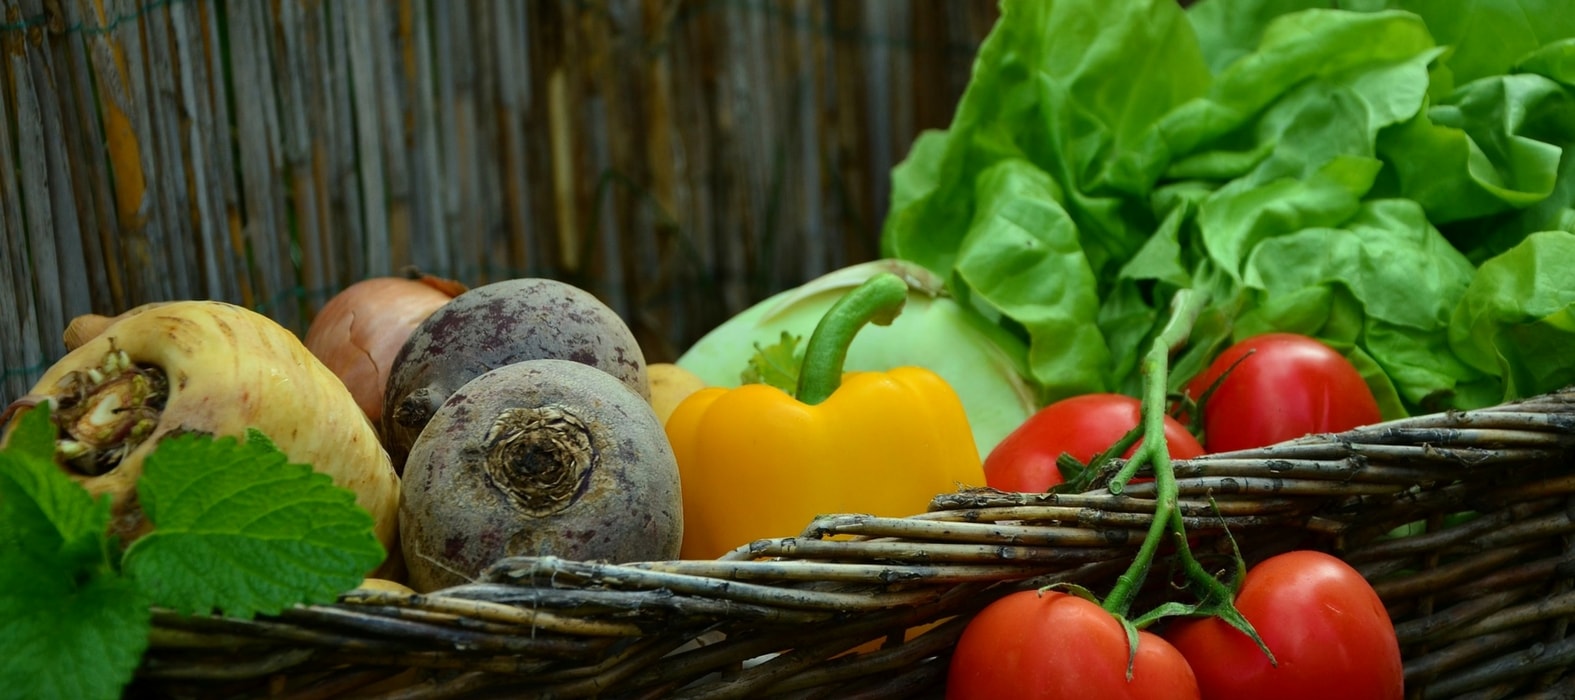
top-left (0, 0), bottom-right (998, 404)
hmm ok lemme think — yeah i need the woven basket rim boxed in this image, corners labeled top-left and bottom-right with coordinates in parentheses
top-left (137, 387), bottom-right (1575, 699)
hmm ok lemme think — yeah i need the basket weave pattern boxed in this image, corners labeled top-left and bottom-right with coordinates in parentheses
top-left (137, 389), bottom-right (1575, 699)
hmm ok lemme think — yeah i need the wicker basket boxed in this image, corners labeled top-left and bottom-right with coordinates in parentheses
top-left (131, 387), bottom-right (1575, 700)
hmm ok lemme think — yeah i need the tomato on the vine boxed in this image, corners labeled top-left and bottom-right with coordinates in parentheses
top-left (947, 590), bottom-right (1200, 700)
top-left (1186, 333), bottom-right (1382, 453)
top-left (1163, 550), bottom-right (1403, 700)
top-left (983, 393), bottom-right (1204, 492)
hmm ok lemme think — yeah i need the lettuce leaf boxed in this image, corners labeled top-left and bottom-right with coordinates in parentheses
top-left (883, 0), bottom-right (1209, 397)
top-left (1343, 0), bottom-right (1575, 87)
top-left (1449, 231), bottom-right (1575, 402)
top-left (879, 0), bottom-right (1575, 414)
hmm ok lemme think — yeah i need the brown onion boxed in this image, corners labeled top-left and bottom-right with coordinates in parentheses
top-left (305, 272), bottom-right (465, 427)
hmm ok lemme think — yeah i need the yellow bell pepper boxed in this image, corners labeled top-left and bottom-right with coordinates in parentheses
top-left (665, 273), bottom-right (986, 560)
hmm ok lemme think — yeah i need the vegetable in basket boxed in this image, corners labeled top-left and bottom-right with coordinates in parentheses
top-left (382, 277), bottom-right (649, 472)
top-left (666, 273), bottom-right (986, 560)
top-left (647, 362), bottom-right (707, 426)
top-left (0, 301), bottom-right (401, 564)
top-left (675, 259), bottom-right (1038, 459)
top-left (399, 359), bottom-right (683, 592)
top-left (1165, 551), bottom-right (1403, 700)
top-left (881, 0), bottom-right (1575, 418)
top-left (983, 393), bottom-right (1203, 493)
top-left (1184, 332), bottom-right (1383, 453)
top-left (948, 589), bottom-right (1201, 700)
top-left (304, 271), bottom-right (465, 428)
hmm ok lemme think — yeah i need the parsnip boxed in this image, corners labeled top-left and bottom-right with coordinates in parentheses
top-left (3, 301), bottom-right (401, 560)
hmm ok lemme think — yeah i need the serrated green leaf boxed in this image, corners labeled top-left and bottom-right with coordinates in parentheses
top-left (741, 331), bottom-right (804, 395)
top-left (0, 525), bottom-right (149, 700)
top-left (124, 432), bottom-right (384, 619)
top-left (0, 405), bottom-right (113, 571)
top-left (4, 402), bottom-right (59, 460)
top-left (244, 427), bottom-right (279, 452)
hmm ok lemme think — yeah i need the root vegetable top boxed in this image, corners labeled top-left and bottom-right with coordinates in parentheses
top-left (382, 278), bottom-right (650, 473)
top-left (7, 301), bottom-right (401, 567)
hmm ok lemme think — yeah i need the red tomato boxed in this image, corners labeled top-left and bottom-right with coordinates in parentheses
top-left (1186, 333), bottom-right (1382, 453)
top-left (1164, 550), bottom-right (1403, 700)
top-left (984, 393), bottom-right (1205, 492)
top-left (948, 590), bottom-right (1200, 700)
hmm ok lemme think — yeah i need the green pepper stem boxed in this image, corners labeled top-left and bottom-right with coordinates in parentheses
top-left (794, 273), bottom-right (909, 406)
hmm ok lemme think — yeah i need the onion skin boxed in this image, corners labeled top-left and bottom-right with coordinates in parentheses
top-left (305, 274), bottom-right (464, 427)
top-left (4, 301), bottom-right (403, 572)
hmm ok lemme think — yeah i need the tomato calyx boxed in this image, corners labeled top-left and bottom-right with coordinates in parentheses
top-left (1052, 421), bottom-right (1144, 493)
top-left (1174, 347), bottom-right (1255, 439)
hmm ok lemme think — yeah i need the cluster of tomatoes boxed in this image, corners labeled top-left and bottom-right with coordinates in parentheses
top-left (954, 333), bottom-right (1403, 699)
top-left (984, 332), bottom-right (1384, 491)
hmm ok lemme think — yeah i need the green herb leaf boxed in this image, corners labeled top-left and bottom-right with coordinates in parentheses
top-left (0, 557), bottom-right (150, 700)
top-left (0, 405), bottom-right (112, 574)
top-left (244, 427), bottom-right (280, 452)
top-left (741, 331), bottom-right (805, 395)
top-left (5, 400), bottom-right (58, 459)
top-left (124, 432), bottom-right (385, 618)
top-left (0, 405), bottom-right (147, 700)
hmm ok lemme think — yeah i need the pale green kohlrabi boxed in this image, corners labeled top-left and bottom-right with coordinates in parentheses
top-left (676, 259), bottom-right (1040, 459)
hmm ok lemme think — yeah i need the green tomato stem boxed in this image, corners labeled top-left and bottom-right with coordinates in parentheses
top-left (1099, 288), bottom-right (1273, 663)
top-left (1101, 289), bottom-right (1208, 618)
top-left (794, 273), bottom-right (909, 406)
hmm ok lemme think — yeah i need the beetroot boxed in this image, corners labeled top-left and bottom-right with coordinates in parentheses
top-left (382, 278), bottom-right (648, 471)
top-left (398, 359), bottom-right (681, 592)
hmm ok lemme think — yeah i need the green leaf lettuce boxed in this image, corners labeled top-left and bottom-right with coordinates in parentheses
top-left (881, 0), bottom-right (1575, 413)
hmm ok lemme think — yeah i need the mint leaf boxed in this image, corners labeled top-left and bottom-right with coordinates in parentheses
top-left (0, 405), bottom-right (113, 572)
top-left (0, 555), bottom-right (150, 700)
top-left (124, 432), bottom-right (385, 618)
top-left (244, 427), bottom-right (279, 452)
top-left (0, 404), bottom-right (147, 700)
top-left (4, 401), bottom-right (58, 459)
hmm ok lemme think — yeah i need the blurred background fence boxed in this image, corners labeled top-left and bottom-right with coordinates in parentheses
top-left (0, 0), bottom-right (997, 403)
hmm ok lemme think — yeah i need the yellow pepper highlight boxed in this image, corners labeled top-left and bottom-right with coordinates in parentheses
top-left (665, 273), bottom-right (986, 560)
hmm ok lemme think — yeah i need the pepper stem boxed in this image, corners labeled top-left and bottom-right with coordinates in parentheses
top-left (794, 273), bottom-right (909, 406)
